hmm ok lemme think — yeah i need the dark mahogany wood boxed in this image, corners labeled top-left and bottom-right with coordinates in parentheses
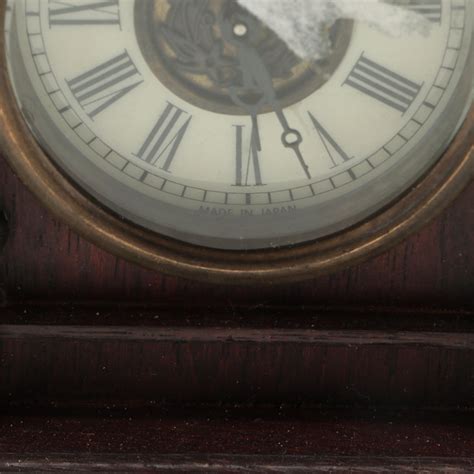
top-left (1, 409), bottom-right (474, 471)
top-left (2, 306), bottom-right (474, 408)
top-left (0, 157), bottom-right (473, 309)
top-left (0, 155), bottom-right (473, 470)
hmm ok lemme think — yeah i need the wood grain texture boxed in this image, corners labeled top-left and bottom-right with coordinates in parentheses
top-left (2, 316), bottom-right (474, 407)
top-left (0, 157), bottom-right (473, 308)
top-left (1, 453), bottom-right (473, 472)
top-left (0, 157), bottom-right (473, 468)
top-left (1, 409), bottom-right (474, 457)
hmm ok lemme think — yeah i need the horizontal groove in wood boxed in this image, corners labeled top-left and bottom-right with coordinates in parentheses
top-left (1, 304), bottom-right (474, 333)
top-left (0, 454), bottom-right (473, 472)
top-left (2, 325), bottom-right (474, 407)
top-left (2, 325), bottom-right (474, 348)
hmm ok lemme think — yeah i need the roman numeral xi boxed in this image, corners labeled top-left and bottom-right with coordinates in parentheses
top-left (49, 0), bottom-right (120, 27)
top-left (67, 51), bottom-right (143, 119)
top-left (344, 54), bottom-right (422, 113)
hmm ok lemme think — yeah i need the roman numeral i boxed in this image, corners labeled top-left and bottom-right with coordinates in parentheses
top-left (137, 103), bottom-right (192, 173)
top-left (67, 51), bottom-right (143, 119)
top-left (48, 0), bottom-right (120, 27)
top-left (344, 54), bottom-right (422, 113)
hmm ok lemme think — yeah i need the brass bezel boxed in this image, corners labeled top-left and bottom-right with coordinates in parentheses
top-left (0, 1), bottom-right (472, 284)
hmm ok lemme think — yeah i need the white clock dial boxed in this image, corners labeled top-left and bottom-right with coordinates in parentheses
top-left (5, 0), bottom-right (474, 249)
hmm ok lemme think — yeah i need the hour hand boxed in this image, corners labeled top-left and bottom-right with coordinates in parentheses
top-left (275, 109), bottom-right (311, 179)
top-left (246, 50), bottom-right (312, 179)
top-left (281, 127), bottom-right (311, 179)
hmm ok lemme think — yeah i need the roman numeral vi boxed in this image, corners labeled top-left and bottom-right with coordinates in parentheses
top-left (234, 124), bottom-right (263, 186)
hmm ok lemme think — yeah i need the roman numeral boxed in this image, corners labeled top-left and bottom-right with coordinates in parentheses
top-left (308, 113), bottom-right (351, 168)
top-left (234, 124), bottom-right (263, 186)
top-left (137, 103), bottom-right (192, 172)
top-left (387, 0), bottom-right (442, 23)
top-left (67, 51), bottom-right (143, 119)
top-left (48, 1), bottom-right (120, 27)
top-left (344, 54), bottom-right (422, 113)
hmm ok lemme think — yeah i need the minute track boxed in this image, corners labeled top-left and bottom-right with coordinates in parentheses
top-left (9, 0), bottom-right (471, 250)
top-left (24, 0), bottom-right (464, 204)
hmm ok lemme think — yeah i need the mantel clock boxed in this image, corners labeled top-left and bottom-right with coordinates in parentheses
top-left (0, 0), bottom-right (472, 283)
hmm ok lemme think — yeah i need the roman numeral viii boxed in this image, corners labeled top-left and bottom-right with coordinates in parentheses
top-left (234, 124), bottom-right (263, 186)
top-left (137, 103), bottom-right (192, 172)
top-left (344, 54), bottom-right (422, 113)
top-left (388, 0), bottom-right (442, 23)
top-left (48, 0), bottom-right (120, 27)
top-left (67, 51), bottom-right (143, 119)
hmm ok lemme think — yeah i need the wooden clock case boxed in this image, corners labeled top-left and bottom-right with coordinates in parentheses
top-left (0, 3), bottom-right (474, 469)
top-left (0, 141), bottom-right (474, 470)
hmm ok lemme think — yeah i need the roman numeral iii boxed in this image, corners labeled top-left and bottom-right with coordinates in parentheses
top-left (388, 0), bottom-right (442, 23)
top-left (344, 54), bottom-right (422, 113)
top-left (48, 0), bottom-right (120, 27)
top-left (137, 103), bottom-right (192, 172)
top-left (67, 51), bottom-right (143, 119)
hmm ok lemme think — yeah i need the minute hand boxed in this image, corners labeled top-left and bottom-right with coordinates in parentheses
top-left (238, 45), bottom-right (311, 179)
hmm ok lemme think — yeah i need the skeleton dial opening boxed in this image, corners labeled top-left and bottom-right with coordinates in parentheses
top-left (6, 0), bottom-right (473, 249)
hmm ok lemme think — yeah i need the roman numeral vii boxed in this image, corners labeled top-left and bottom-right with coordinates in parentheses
top-left (137, 103), bottom-right (192, 172)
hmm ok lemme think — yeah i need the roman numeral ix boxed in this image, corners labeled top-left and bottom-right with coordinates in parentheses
top-left (49, 0), bottom-right (120, 27)
top-left (137, 103), bottom-right (192, 173)
top-left (67, 51), bottom-right (143, 119)
top-left (344, 54), bottom-right (422, 113)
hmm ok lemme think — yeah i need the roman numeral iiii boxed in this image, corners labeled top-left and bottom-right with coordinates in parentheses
top-left (344, 54), bottom-right (422, 113)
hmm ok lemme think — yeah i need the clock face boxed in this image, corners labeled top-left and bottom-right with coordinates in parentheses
top-left (4, 0), bottom-right (474, 250)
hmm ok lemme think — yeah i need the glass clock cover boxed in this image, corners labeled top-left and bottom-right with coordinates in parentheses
top-left (4, 0), bottom-right (474, 250)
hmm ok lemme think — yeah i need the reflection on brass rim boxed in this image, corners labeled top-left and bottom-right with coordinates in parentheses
top-left (0, 2), bottom-right (472, 284)
top-left (135, 0), bottom-right (354, 115)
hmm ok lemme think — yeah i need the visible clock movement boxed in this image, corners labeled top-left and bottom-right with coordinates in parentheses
top-left (0, 0), bottom-right (472, 283)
